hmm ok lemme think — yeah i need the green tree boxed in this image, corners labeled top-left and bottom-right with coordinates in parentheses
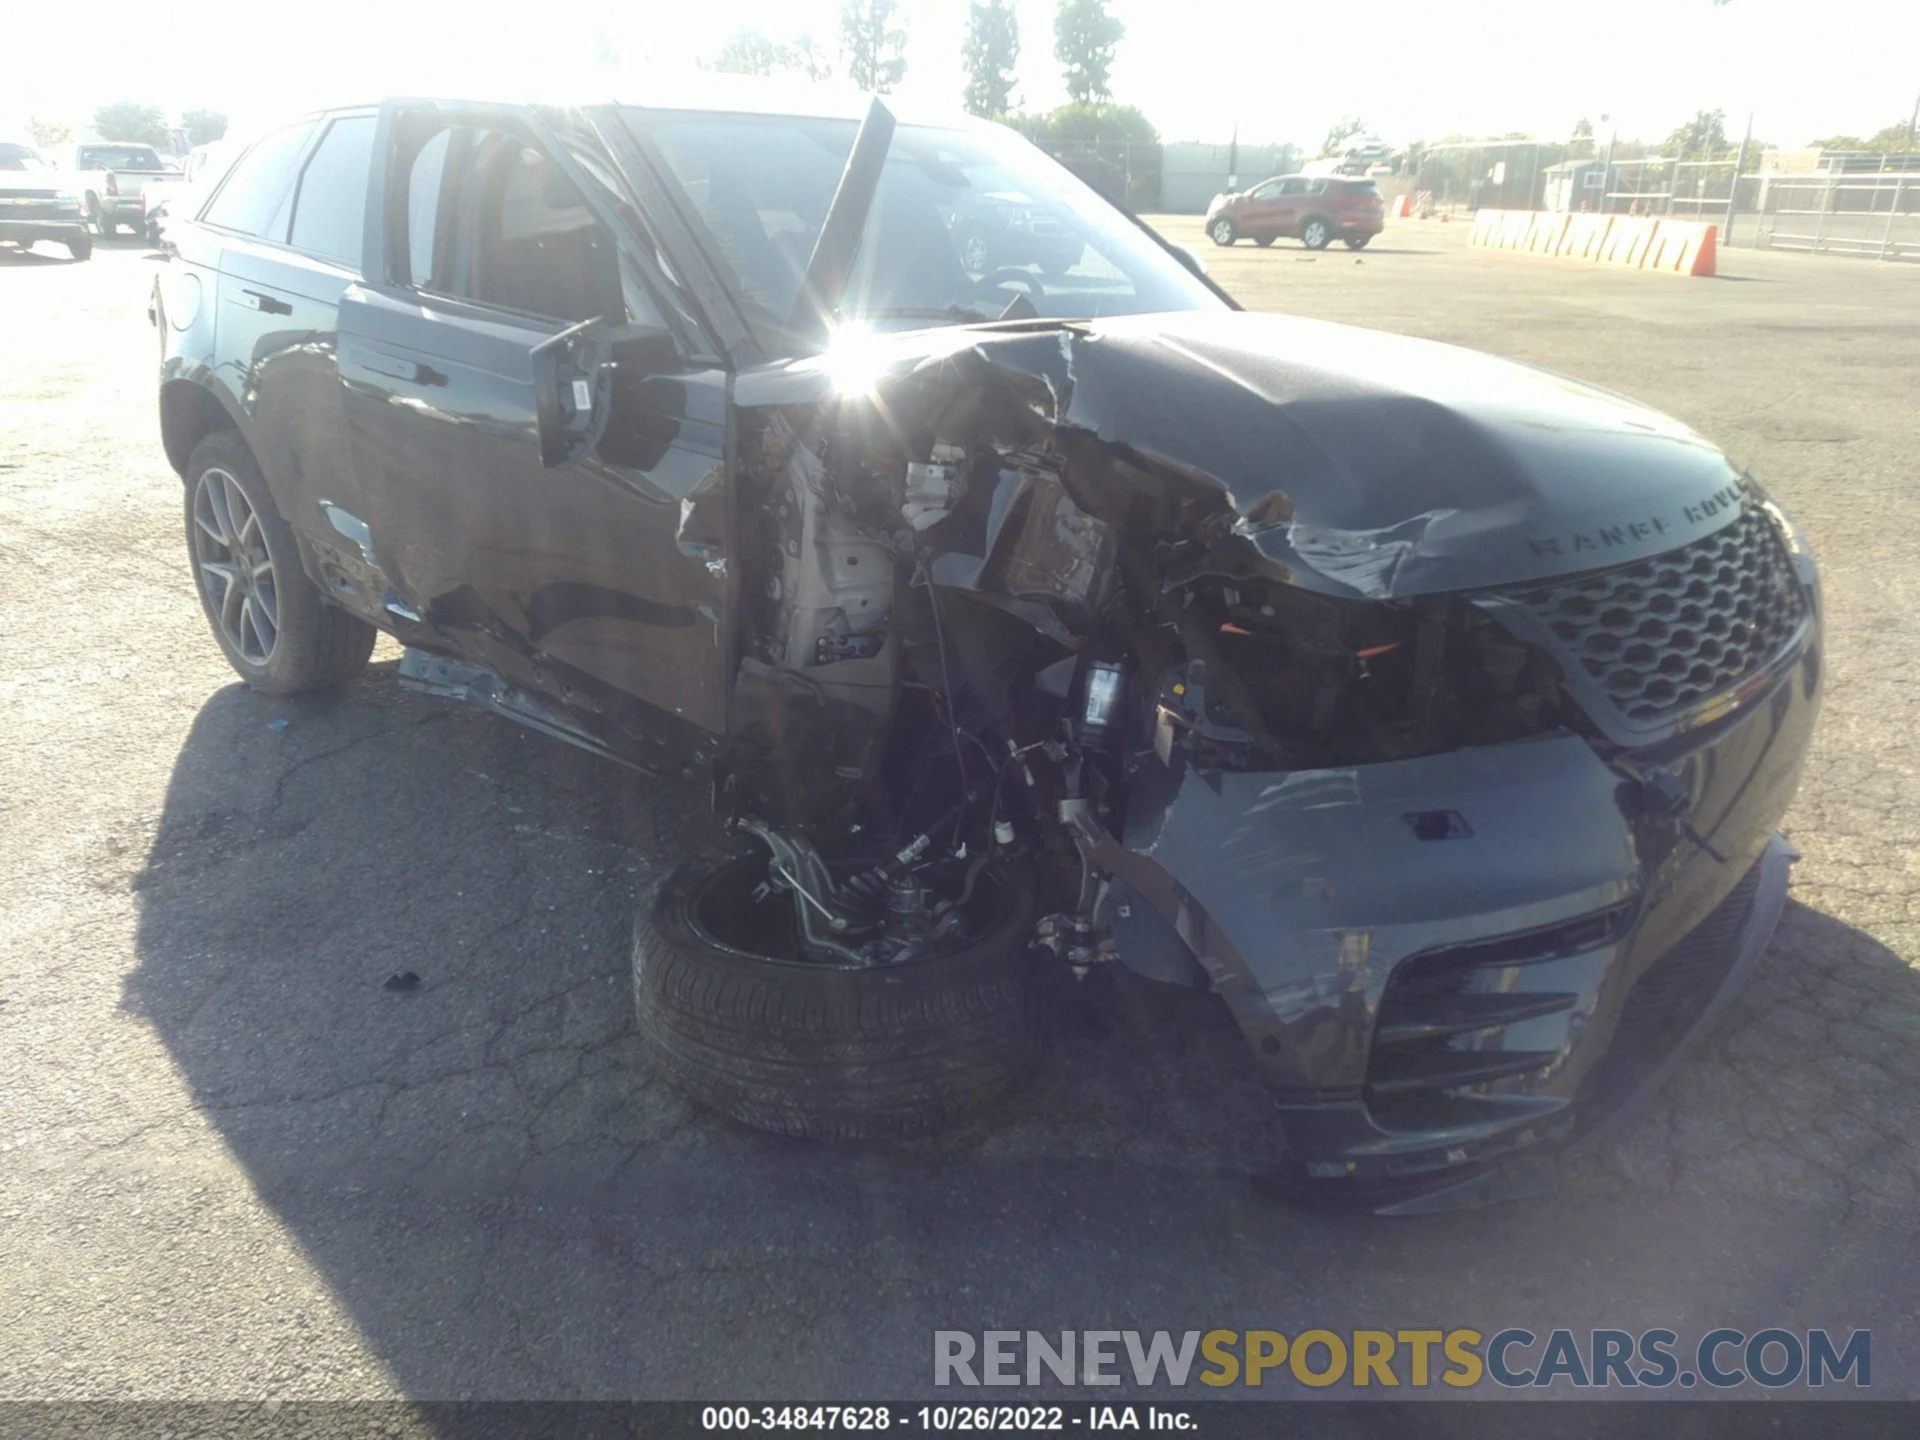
top-left (840, 0), bottom-right (908, 93)
top-left (1867, 119), bottom-right (1919, 151)
top-left (1039, 100), bottom-right (1157, 149)
top-left (1663, 108), bottom-right (1728, 156)
top-left (794, 34), bottom-right (834, 82)
top-left (712, 29), bottom-right (795, 75)
top-left (1053, 0), bottom-right (1124, 104)
top-left (1569, 117), bottom-right (1595, 160)
top-left (962, 0), bottom-right (1020, 118)
top-left (1009, 101), bottom-right (1159, 206)
top-left (26, 117), bottom-right (71, 149)
top-left (1319, 116), bottom-right (1365, 158)
top-left (181, 110), bottom-right (227, 147)
top-left (92, 102), bottom-right (170, 148)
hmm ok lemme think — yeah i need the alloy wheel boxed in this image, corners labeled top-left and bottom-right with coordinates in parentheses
top-left (1303, 220), bottom-right (1329, 249)
top-left (1209, 218), bottom-right (1235, 245)
top-left (191, 466), bottom-right (280, 666)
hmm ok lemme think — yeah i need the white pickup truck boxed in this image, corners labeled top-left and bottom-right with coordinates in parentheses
top-left (140, 140), bottom-right (238, 246)
top-left (0, 141), bottom-right (91, 259)
top-left (57, 142), bottom-right (183, 236)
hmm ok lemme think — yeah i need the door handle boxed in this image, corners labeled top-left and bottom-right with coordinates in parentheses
top-left (236, 288), bottom-right (293, 316)
top-left (346, 348), bottom-right (446, 387)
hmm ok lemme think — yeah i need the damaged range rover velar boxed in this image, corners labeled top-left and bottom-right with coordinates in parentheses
top-left (154, 90), bottom-right (1821, 1212)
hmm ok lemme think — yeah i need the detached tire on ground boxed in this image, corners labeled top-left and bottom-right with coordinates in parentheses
top-left (633, 847), bottom-right (1041, 1139)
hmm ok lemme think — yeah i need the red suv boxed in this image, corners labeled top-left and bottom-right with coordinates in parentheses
top-left (1206, 174), bottom-right (1385, 250)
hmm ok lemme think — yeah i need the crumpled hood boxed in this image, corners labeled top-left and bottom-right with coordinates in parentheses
top-left (737, 308), bottom-right (1753, 598)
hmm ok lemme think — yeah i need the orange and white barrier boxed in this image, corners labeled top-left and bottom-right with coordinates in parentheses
top-left (1645, 220), bottom-right (1719, 276)
top-left (1465, 208), bottom-right (1717, 277)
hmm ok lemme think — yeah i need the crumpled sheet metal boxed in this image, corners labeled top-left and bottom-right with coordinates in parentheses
top-left (734, 309), bottom-right (1754, 601)
top-left (1108, 733), bottom-right (1640, 1090)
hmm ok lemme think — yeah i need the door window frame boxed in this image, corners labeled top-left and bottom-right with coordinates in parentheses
top-left (197, 119), bottom-right (327, 246)
top-left (283, 109), bottom-right (380, 270)
top-left (362, 99), bottom-right (707, 360)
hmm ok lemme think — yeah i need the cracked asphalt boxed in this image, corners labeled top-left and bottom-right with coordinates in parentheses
top-left (2, 222), bottom-right (1917, 1402)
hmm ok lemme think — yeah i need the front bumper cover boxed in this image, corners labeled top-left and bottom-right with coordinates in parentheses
top-left (0, 216), bottom-right (87, 245)
top-left (1101, 622), bottom-right (1820, 1213)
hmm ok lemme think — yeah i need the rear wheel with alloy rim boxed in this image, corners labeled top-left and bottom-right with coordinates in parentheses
top-left (1302, 217), bottom-right (1332, 250)
top-left (184, 430), bottom-right (375, 694)
top-left (955, 226), bottom-right (991, 273)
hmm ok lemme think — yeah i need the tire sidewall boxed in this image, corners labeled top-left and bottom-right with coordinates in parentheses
top-left (632, 845), bottom-right (1043, 1137)
top-left (1208, 217), bottom-right (1236, 246)
top-left (1302, 217), bottom-right (1332, 250)
top-left (183, 431), bottom-right (327, 693)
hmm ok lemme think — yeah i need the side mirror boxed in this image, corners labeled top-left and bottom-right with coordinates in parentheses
top-left (531, 317), bottom-right (612, 468)
top-left (1168, 243), bottom-right (1208, 279)
top-left (533, 319), bottom-right (681, 468)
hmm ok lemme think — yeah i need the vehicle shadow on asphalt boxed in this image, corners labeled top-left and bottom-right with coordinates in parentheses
top-left (0, 249), bottom-right (86, 267)
top-left (119, 673), bottom-right (1920, 1395)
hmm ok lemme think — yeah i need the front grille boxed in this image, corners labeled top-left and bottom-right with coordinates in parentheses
top-left (1577, 862), bottom-right (1763, 1123)
top-left (1504, 501), bottom-right (1807, 726)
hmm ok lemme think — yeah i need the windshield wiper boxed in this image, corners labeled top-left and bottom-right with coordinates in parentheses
top-left (854, 305), bottom-right (996, 325)
top-left (785, 97), bottom-right (896, 338)
top-left (853, 295), bottom-right (1046, 328)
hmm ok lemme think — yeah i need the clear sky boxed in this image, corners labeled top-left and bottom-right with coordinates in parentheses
top-left (7, 0), bottom-right (1917, 152)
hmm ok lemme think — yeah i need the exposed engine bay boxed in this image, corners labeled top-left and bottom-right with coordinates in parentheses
top-left (718, 340), bottom-right (1593, 975)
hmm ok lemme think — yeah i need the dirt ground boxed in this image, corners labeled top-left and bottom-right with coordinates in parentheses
top-left (1, 219), bottom-right (1917, 1401)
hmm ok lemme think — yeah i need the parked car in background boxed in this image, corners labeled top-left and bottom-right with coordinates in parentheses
top-left (57, 141), bottom-right (182, 235)
top-left (142, 140), bottom-right (238, 246)
top-left (153, 92), bottom-right (1819, 1214)
top-left (947, 188), bottom-right (1085, 276)
top-left (0, 141), bottom-right (91, 260)
top-left (1206, 174), bottom-right (1385, 250)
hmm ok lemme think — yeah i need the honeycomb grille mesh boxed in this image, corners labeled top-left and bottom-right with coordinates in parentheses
top-left (1507, 504), bottom-right (1807, 725)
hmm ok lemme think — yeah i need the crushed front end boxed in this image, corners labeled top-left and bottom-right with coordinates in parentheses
top-left (723, 312), bottom-right (1823, 1210)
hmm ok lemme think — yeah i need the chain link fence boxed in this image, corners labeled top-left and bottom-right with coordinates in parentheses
top-left (1039, 140), bottom-right (1163, 212)
top-left (1751, 165), bottom-right (1920, 260)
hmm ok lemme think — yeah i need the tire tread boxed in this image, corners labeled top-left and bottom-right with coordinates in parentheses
top-left (632, 849), bottom-right (1040, 1140)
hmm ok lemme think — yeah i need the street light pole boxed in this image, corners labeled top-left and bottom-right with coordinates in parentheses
top-left (1723, 110), bottom-right (1753, 244)
top-left (1601, 113), bottom-right (1616, 214)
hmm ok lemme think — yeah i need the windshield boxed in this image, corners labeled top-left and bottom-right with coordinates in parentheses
top-left (1, 143), bottom-right (46, 171)
top-left (622, 109), bottom-right (1220, 345)
top-left (76, 145), bottom-right (167, 171)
